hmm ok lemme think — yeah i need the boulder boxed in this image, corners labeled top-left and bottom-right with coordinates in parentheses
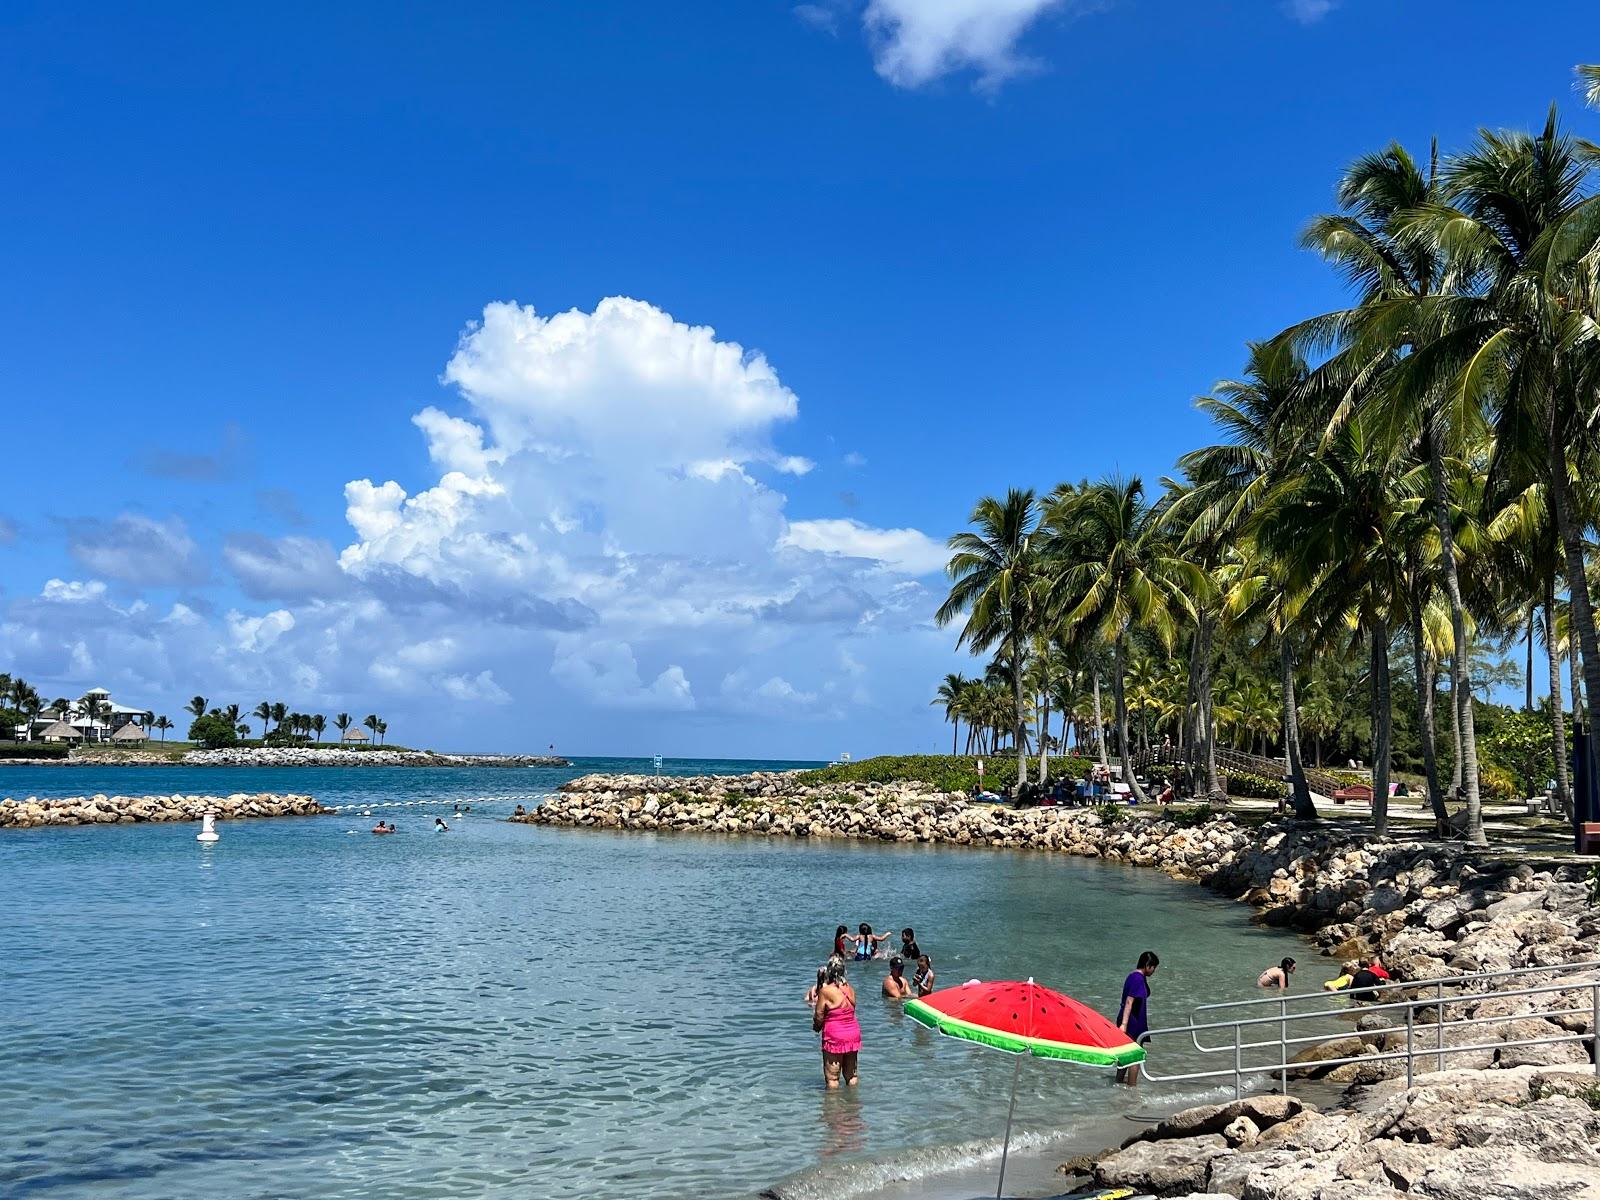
top-left (1093, 1134), bottom-right (1233, 1193)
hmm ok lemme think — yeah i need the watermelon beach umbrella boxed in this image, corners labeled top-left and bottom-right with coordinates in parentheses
top-left (905, 978), bottom-right (1144, 1200)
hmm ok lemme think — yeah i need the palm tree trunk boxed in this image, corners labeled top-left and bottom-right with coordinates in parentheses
top-left (1526, 612), bottom-right (1535, 712)
top-left (1449, 667), bottom-right (1464, 791)
top-left (1408, 590), bottom-right (1449, 832)
top-left (1092, 672), bottom-right (1109, 767)
top-left (1281, 640), bottom-right (1316, 820)
top-left (1423, 428), bottom-right (1482, 845)
top-left (1113, 635), bottom-right (1152, 804)
top-left (1193, 613), bottom-right (1222, 801)
top-left (1544, 577), bottom-right (1573, 821)
top-left (1037, 687), bottom-right (1051, 784)
top-left (1546, 416), bottom-right (1600, 826)
top-left (1011, 640), bottom-right (1027, 789)
top-left (1371, 620), bottom-right (1393, 839)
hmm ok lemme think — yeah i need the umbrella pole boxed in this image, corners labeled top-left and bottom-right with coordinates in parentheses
top-left (995, 1053), bottom-right (1023, 1200)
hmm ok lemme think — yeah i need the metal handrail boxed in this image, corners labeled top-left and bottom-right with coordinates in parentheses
top-left (1139, 960), bottom-right (1600, 1098)
top-left (1187, 959), bottom-right (1600, 1049)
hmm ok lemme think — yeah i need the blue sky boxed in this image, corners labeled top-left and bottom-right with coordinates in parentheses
top-left (1, 1), bottom-right (1591, 757)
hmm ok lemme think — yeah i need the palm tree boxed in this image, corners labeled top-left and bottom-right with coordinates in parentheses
top-left (377, 719), bottom-right (388, 745)
top-left (252, 702), bottom-right (271, 739)
top-left (1294, 140), bottom-right (1490, 842)
top-left (269, 702), bottom-right (287, 730)
top-left (311, 714), bottom-right (326, 743)
top-left (1405, 111), bottom-right (1600, 838)
top-left (1578, 64), bottom-right (1600, 108)
top-left (335, 712), bottom-right (352, 742)
top-left (1043, 477), bottom-right (1198, 804)
top-left (153, 715), bottom-right (173, 741)
top-left (931, 673), bottom-right (970, 755)
top-left (363, 714), bottom-right (380, 744)
top-left (936, 489), bottom-right (1042, 787)
top-left (1251, 414), bottom-right (1421, 836)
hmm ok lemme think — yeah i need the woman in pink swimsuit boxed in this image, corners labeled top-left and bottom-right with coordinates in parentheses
top-left (812, 957), bottom-right (861, 1088)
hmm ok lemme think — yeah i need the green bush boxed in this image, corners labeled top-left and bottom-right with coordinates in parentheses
top-left (794, 754), bottom-right (1095, 794)
top-left (1225, 770), bottom-right (1288, 800)
top-left (0, 742), bottom-right (68, 760)
top-left (1166, 805), bottom-right (1212, 827)
top-left (1478, 763), bottom-right (1519, 802)
top-left (187, 714), bottom-right (239, 749)
top-left (1092, 803), bottom-right (1127, 825)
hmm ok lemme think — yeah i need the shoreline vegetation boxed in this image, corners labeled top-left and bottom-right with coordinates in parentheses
top-left (0, 746), bottom-right (570, 768)
top-left (532, 767), bottom-right (1600, 1199)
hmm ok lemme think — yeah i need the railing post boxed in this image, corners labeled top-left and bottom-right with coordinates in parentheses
top-left (1592, 984), bottom-right (1598, 1080)
top-left (1279, 998), bottom-right (1288, 1095)
top-left (1405, 1002), bottom-right (1415, 1088)
top-left (1435, 981), bottom-right (1445, 1073)
top-left (1233, 1021), bottom-right (1242, 1101)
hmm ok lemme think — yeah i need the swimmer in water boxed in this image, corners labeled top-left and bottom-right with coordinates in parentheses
top-left (435, 817), bottom-right (450, 832)
top-left (854, 923), bottom-right (892, 960)
top-left (882, 956), bottom-right (912, 1000)
top-left (913, 954), bottom-right (935, 996)
top-left (371, 822), bottom-right (391, 834)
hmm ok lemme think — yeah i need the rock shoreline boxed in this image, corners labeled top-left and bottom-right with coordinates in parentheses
top-left (0, 792), bottom-right (329, 827)
top-left (529, 772), bottom-right (1600, 1198)
top-left (0, 747), bottom-right (572, 768)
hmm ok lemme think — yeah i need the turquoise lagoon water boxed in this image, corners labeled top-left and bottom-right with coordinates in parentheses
top-left (1, 759), bottom-right (1317, 1200)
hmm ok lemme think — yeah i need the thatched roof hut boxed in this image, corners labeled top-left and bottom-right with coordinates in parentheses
top-left (112, 723), bottom-right (148, 742)
top-left (342, 726), bottom-right (371, 742)
top-left (39, 720), bottom-right (83, 742)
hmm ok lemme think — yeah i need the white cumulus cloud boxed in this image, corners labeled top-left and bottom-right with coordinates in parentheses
top-left (781, 518), bottom-right (948, 575)
top-left (864, 0), bottom-right (1068, 90)
top-left (41, 578), bottom-right (107, 603)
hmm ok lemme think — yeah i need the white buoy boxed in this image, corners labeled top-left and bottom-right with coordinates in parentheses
top-left (197, 811), bottom-right (220, 843)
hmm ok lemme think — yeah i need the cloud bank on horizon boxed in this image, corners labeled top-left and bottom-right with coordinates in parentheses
top-left (0, 298), bottom-right (950, 755)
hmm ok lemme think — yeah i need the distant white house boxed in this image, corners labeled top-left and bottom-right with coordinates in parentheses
top-left (14, 687), bottom-right (153, 744)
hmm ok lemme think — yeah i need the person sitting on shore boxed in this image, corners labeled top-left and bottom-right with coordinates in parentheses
top-left (512, 804), bottom-right (526, 816)
top-left (882, 956), bottom-right (912, 1000)
top-left (813, 958), bottom-right (861, 1089)
top-left (1257, 957), bottom-right (1296, 990)
top-left (1156, 777), bottom-right (1176, 805)
top-left (913, 954), bottom-right (935, 996)
top-left (1367, 955), bottom-right (1390, 981)
top-left (854, 923), bottom-right (892, 960)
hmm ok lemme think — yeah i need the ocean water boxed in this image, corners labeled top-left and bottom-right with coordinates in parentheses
top-left (1, 760), bottom-right (1319, 1200)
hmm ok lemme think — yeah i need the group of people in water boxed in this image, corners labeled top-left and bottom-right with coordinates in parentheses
top-left (807, 940), bottom-right (1399, 1091)
top-left (807, 927), bottom-right (1161, 1090)
top-left (807, 925), bottom-right (935, 1090)
top-left (369, 816), bottom-right (453, 833)
top-left (1256, 953), bottom-right (1391, 994)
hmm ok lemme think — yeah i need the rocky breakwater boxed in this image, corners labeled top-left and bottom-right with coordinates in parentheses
top-left (181, 747), bottom-right (569, 768)
top-left (1075, 1067), bottom-right (1600, 1200)
top-left (0, 792), bottom-right (329, 828)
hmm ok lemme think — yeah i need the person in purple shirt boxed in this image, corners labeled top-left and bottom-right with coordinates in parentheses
top-left (1116, 950), bottom-right (1160, 1084)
